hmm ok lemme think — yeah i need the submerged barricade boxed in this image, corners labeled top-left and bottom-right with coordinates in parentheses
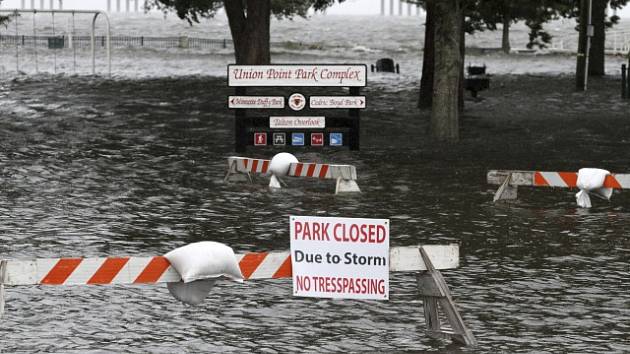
top-left (224, 155), bottom-right (360, 194)
top-left (488, 169), bottom-right (630, 207)
top-left (0, 244), bottom-right (476, 346)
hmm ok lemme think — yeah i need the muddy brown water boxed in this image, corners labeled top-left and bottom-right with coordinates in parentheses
top-left (0, 74), bottom-right (629, 352)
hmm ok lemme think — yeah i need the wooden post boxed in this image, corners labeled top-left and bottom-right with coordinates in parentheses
top-left (349, 87), bottom-right (361, 150)
top-left (627, 56), bottom-right (630, 100)
top-left (417, 247), bottom-right (477, 346)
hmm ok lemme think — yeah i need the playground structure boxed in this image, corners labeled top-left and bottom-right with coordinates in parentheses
top-left (0, 9), bottom-right (111, 76)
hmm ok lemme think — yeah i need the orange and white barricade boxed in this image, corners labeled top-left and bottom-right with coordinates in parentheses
top-left (0, 244), bottom-right (476, 346)
top-left (487, 170), bottom-right (630, 201)
top-left (224, 156), bottom-right (360, 194)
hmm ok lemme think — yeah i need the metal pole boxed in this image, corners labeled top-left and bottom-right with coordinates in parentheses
top-left (389, 0), bottom-right (393, 16)
top-left (49, 0), bottom-right (53, 9)
top-left (71, 12), bottom-right (76, 73)
top-left (30, 0), bottom-right (34, 9)
top-left (380, 0), bottom-right (384, 16)
top-left (52, 11), bottom-right (56, 74)
top-left (116, 0), bottom-right (120, 12)
top-left (33, 11), bottom-right (38, 72)
top-left (398, 0), bottom-right (402, 16)
top-left (58, 0), bottom-right (62, 10)
top-left (107, 0), bottom-right (111, 12)
top-left (14, 11), bottom-right (19, 72)
top-left (135, 0), bottom-right (138, 12)
top-left (622, 64), bottom-right (627, 99)
top-left (21, 0), bottom-right (26, 9)
top-left (39, 0), bottom-right (43, 10)
top-left (584, 0), bottom-right (593, 91)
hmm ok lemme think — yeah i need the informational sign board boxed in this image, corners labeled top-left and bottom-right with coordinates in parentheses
top-left (228, 65), bottom-right (367, 87)
top-left (269, 116), bottom-right (326, 129)
top-left (310, 96), bottom-right (366, 109)
top-left (228, 64), bottom-right (367, 152)
top-left (290, 216), bottom-right (390, 300)
top-left (228, 96), bottom-right (285, 109)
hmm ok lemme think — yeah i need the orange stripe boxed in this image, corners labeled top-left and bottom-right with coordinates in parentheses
top-left (534, 172), bottom-right (549, 186)
top-left (239, 253), bottom-right (268, 279)
top-left (252, 159), bottom-right (259, 173)
top-left (272, 256), bottom-right (293, 279)
top-left (558, 172), bottom-right (578, 187)
top-left (87, 258), bottom-right (129, 284)
top-left (243, 159), bottom-right (249, 169)
top-left (262, 160), bottom-right (269, 173)
top-left (133, 257), bottom-right (171, 284)
top-left (307, 164), bottom-right (316, 177)
top-left (294, 163), bottom-right (304, 176)
top-left (604, 175), bottom-right (622, 189)
top-left (318, 164), bottom-right (329, 179)
top-left (41, 258), bottom-right (83, 285)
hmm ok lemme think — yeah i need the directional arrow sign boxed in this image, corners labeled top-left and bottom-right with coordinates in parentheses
top-left (309, 96), bottom-right (366, 109)
top-left (228, 96), bottom-right (285, 109)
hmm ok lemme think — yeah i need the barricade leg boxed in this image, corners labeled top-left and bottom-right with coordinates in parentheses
top-left (224, 160), bottom-right (252, 183)
top-left (417, 247), bottom-right (476, 346)
top-left (493, 172), bottom-right (517, 202)
top-left (335, 178), bottom-right (361, 194)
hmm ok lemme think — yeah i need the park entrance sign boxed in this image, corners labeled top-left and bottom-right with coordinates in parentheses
top-left (228, 64), bottom-right (367, 152)
top-left (290, 216), bottom-right (390, 300)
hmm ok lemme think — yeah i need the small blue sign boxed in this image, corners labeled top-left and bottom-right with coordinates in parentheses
top-left (292, 132), bottom-right (305, 146)
top-left (330, 133), bottom-right (343, 146)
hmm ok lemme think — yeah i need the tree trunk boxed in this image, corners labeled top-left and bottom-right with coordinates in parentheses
top-left (431, 0), bottom-right (461, 142)
top-left (589, 0), bottom-right (606, 76)
top-left (419, 0), bottom-right (435, 109)
top-left (458, 7), bottom-right (465, 114)
top-left (576, 0), bottom-right (589, 90)
top-left (224, 0), bottom-right (271, 64)
top-left (501, 3), bottom-right (511, 54)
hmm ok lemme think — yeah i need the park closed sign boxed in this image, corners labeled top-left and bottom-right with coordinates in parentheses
top-left (290, 216), bottom-right (390, 300)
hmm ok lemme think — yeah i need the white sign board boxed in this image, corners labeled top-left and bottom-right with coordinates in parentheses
top-left (228, 96), bottom-right (285, 109)
top-left (310, 96), bottom-right (366, 109)
top-left (290, 216), bottom-right (390, 300)
top-left (228, 65), bottom-right (367, 87)
top-left (270, 117), bottom-right (325, 129)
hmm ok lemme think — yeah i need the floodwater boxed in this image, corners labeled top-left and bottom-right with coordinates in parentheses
top-left (1, 13), bottom-right (630, 354)
top-left (1, 73), bottom-right (629, 353)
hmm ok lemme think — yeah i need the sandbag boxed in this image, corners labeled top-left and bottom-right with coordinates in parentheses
top-left (165, 241), bottom-right (244, 283)
top-left (575, 168), bottom-right (613, 208)
top-left (167, 279), bottom-right (217, 306)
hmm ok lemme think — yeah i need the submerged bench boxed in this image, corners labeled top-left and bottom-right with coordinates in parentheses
top-left (0, 244), bottom-right (476, 346)
top-left (224, 156), bottom-right (360, 194)
top-left (487, 170), bottom-right (630, 201)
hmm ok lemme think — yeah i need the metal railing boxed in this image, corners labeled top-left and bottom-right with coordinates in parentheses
top-left (0, 34), bottom-right (232, 49)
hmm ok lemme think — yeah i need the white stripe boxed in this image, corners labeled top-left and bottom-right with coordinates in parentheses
top-left (613, 174), bottom-right (630, 188)
top-left (111, 257), bottom-right (152, 284)
top-left (248, 252), bottom-right (288, 279)
top-left (64, 258), bottom-right (106, 285)
top-left (540, 172), bottom-right (567, 187)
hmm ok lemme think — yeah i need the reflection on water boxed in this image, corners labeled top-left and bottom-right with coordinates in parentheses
top-left (0, 75), bottom-right (629, 352)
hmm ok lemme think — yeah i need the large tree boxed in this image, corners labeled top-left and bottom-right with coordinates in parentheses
top-left (151, 0), bottom-right (341, 64)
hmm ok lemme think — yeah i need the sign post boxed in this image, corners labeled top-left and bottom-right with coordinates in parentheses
top-left (290, 216), bottom-right (389, 300)
top-left (227, 64), bottom-right (367, 152)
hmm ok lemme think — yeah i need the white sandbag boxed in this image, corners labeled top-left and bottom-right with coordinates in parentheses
top-left (575, 168), bottom-right (612, 208)
top-left (164, 241), bottom-right (244, 283)
top-left (167, 279), bottom-right (217, 306)
top-left (269, 152), bottom-right (298, 177)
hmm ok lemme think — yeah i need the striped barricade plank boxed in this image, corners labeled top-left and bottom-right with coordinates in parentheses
top-left (225, 156), bottom-right (360, 193)
top-left (288, 162), bottom-right (357, 180)
top-left (2, 245), bottom-right (458, 286)
top-left (487, 170), bottom-right (630, 202)
top-left (227, 156), bottom-right (270, 175)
